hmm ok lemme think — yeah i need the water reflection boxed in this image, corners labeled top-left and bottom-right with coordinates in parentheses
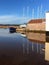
top-left (26, 32), bottom-right (46, 43)
top-left (0, 28), bottom-right (48, 65)
top-left (45, 42), bottom-right (49, 62)
top-left (24, 32), bottom-right (45, 54)
top-left (21, 32), bottom-right (45, 55)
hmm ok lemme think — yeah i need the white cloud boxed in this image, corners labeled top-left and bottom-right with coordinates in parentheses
top-left (0, 15), bottom-right (31, 24)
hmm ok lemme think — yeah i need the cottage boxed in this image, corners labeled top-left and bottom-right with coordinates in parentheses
top-left (20, 24), bottom-right (26, 28)
top-left (26, 19), bottom-right (45, 31)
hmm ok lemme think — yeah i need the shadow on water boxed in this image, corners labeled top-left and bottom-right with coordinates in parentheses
top-left (46, 31), bottom-right (49, 42)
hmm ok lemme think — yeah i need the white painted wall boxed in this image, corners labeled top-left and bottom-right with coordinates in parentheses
top-left (46, 12), bottom-right (49, 31)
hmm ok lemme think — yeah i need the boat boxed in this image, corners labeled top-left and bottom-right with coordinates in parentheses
top-left (9, 27), bottom-right (16, 33)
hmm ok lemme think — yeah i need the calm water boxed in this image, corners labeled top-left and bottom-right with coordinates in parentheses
top-left (0, 28), bottom-right (48, 65)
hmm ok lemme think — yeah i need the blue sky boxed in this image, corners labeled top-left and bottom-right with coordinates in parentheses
top-left (0, 0), bottom-right (49, 24)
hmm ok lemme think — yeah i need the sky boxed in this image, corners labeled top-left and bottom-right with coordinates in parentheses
top-left (0, 0), bottom-right (49, 24)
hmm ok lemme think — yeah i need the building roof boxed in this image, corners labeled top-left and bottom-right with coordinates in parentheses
top-left (28, 19), bottom-right (45, 24)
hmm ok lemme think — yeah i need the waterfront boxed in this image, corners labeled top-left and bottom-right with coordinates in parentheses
top-left (0, 28), bottom-right (48, 65)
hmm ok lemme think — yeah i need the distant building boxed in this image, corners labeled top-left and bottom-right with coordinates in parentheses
top-left (26, 19), bottom-right (45, 31)
top-left (16, 24), bottom-right (26, 33)
top-left (20, 24), bottom-right (26, 28)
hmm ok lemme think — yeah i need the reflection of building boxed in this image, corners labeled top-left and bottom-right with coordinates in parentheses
top-left (22, 40), bottom-right (45, 54)
top-left (26, 19), bottom-right (45, 31)
top-left (45, 42), bottom-right (49, 61)
top-left (26, 32), bottom-right (45, 43)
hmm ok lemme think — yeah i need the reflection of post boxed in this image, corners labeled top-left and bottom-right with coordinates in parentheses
top-left (22, 38), bottom-right (25, 54)
top-left (37, 43), bottom-right (38, 53)
top-left (40, 44), bottom-right (42, 54)
top-left (32, 43), bottom-right (34, 51)
top-left (27, 39), bottom-right (29, 54)
top-left (23, 42), bottom-right (25, 54)
top-left (45, 42), bottom-right (49, 61)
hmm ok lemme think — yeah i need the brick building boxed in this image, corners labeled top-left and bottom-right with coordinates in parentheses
top-left (26, 19), bottom-right (45, 31)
